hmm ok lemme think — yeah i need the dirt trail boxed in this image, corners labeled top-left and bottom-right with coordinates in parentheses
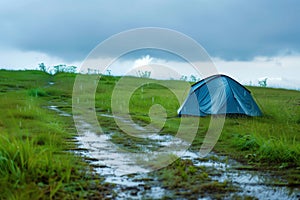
top-left (49, 106), bottom-right (300, 199)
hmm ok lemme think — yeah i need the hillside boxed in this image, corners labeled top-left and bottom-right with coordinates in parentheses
top-left (0, 70), bottom-right (299, 199)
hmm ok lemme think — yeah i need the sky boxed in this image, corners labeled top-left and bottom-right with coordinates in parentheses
top-left (0, 0), bottom-right (300, 89)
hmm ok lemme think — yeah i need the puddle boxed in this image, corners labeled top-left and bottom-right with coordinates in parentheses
top-left (48, 106), bottom-right (300, 199)
top-left (47, 105), bottom-right (72, 117)
top-left (99, 113), bottom-right (190, 150)
top-left (97, 113), bottom-right (300, 199)
top-left (74, 117), bottom-right (150, 176)
top-left (73, 116), bottom-right (168, 199)
top-left (181, 152), bottom-right (300, 199)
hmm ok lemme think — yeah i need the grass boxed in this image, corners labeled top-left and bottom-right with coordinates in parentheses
top-left (0, 69), bottom-right (299, 198)
top-left (214, 87), bottom-right (300, 169)
top-left (0, 70), bottom-right (113, 199)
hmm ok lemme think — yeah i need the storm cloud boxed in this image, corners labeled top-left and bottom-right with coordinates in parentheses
top-left (1, 0), bottom-right (300, 62)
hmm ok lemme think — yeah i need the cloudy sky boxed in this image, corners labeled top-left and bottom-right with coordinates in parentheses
top-left (0, 0), bottom-right (300, 89)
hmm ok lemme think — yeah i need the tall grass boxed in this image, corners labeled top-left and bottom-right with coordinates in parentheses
top-left (0, 70), bottom-right (112, 199)
top-left (214, 86), bottom-right (300, 167)
top-left (232, 133), bottom-right (300, 166)
top-left (0, 131), bottom-right (79, 198)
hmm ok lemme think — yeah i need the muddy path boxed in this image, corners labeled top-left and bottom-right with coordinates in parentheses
top-left (48, 105), bottom-right (300, 199)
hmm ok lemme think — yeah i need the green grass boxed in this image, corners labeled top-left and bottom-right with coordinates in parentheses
top-left (0, 70), bottom-right (113, 199)
top-left (214, 87), bottom-right (300, 169)
top-left (0, 69), bottom-right (299, 199)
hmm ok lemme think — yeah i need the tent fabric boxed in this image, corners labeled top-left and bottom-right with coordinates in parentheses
top-left (178, 74), bottom-right (262, 116)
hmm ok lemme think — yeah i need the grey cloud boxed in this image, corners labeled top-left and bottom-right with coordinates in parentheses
top-left (0, 0), bottom-right (300, 61)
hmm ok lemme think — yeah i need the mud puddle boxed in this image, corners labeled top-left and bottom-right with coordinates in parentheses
top-left (47, 105), bottom-right (72, 117)
top-left (73, 116), bottom-right (170, 199)
top-left (47, 106), bottom-right (300, 199)
top-left (182, 152), bottom-right (300, 199)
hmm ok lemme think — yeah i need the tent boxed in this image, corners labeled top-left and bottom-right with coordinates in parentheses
top-left (178, 74), bottom-right (262, 116)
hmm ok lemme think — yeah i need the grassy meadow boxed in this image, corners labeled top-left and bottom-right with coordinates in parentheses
top-left (94, 75), bottom-right (300, 168)
top-left (0, 69), bottom-right (299, 198)
top-left (0, 70), bottom-right (112, 199)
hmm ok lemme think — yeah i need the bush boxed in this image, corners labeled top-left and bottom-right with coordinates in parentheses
top-left (28, 88), bottom-right (47, 97)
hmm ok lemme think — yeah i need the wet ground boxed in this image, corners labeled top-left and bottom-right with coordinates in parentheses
top-left (48, 105), bottom-right (300, 199)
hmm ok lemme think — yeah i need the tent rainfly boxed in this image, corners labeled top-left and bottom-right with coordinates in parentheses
top-left (178, 74), bottom-right (262, 117)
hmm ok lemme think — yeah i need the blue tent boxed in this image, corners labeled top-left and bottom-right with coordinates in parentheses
top-left (178, 74), bottom-right (262, 116)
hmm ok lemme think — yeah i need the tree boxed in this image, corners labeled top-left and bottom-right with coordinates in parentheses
top-left (38, 63), bottom-right (77, 74)
top-left (258, 78), bottom-right (268, 87)
top-left (65, 66), bottom-right (77, 73)
top-left (189, 75), bottom-right (197, 82)
top-left (137, 70), bottom-right (151, 78)
top-left (180, 75), bottom-right (188, 81)
top-left (53, 64), bottom-right (65, 74)
top-left (38, 63), bottom-right (47, 72)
